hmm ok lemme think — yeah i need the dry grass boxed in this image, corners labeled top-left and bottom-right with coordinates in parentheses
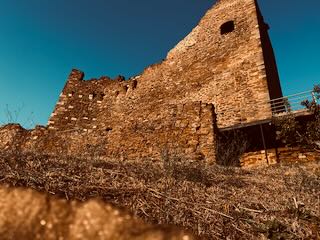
top-left (0, 151), bottom-right (319, 239)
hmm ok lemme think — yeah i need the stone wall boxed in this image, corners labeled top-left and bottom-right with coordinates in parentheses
top-left (241, 147), bottom-right (320, 168)
top-left (0, 102), bottom-right (216, 163)
top-left (1, 0), bottom-right (283, 163)
top-left (0, 124), bottom-right (27, 152)
top-left (49, 0), bottom-right (281, 131)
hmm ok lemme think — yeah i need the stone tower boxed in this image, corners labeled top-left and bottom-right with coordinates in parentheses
top-left (164, 0), bottom-right (283, 128)
top-left (41, 0), bottom-right (283, 162)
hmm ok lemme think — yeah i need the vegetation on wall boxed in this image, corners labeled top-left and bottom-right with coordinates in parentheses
top-left (0, 104), bottom-right (34, 129)
top-left (274, 84), bottom-right (320, 151)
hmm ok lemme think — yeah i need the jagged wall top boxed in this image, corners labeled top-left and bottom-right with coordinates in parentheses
top-left (0, 0), bottom-right (284, 163)
top-left (48, 0), bottom-right (282, 131)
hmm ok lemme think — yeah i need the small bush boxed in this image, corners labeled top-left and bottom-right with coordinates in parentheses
top-left (274, 84), bottom-right (320, 151)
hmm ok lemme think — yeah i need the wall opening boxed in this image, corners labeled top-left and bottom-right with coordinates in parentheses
top-left (98, 93), bottom-right (105, 100)
top-left (220, 21), bottom-right (235, 35)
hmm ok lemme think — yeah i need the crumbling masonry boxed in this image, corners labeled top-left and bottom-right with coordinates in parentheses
top-left (0, 0), bottom-right (283, 163)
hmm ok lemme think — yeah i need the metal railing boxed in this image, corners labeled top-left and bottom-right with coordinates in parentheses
top-left (216, 89), bottom-right (318, 116)
top-left (268, 90), bottom-right (318, 115)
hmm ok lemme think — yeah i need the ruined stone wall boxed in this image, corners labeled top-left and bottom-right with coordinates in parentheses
top-left (62, 101), bottom-right (216, 163)
top-left (49, 0), bottom-right (281, 132)
top-left (48, 70), bottom-right (130, 132)
top-left (241, 147), bottom-right (320, 168)
top-left (1, 102), bottom-right (216, 163)
top-left (0, 124), bottom-right (26, 151)
top-left (1, 0), bottom-right (283, 163)
top-left (164, 0), bottom-right (277, 128)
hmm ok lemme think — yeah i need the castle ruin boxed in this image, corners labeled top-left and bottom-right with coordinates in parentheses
top-left (0, 0), bottom-right (284, 163)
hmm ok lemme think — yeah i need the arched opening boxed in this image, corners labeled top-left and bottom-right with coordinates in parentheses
top-left (220, 21), bottom-right (235, 35)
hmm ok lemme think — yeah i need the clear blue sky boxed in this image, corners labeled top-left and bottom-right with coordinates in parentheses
top-left (0, 0), bottom-right (319, 128)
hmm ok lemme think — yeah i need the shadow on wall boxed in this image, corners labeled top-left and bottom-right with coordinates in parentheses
top-left (216, 129), bottom-right (249, 167)
top-left (216, 123), bottom-right (278, 167)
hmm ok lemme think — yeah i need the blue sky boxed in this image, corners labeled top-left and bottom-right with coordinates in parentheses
top-left (0, 0), bottom-right (319, 128)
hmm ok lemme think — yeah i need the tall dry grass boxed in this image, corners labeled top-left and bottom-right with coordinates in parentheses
top-left (0, 151), bottom-right (319, 239)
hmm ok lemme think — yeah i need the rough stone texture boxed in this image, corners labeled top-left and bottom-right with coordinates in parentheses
top-left (0, 102), bottom-right (216, 163)
top-left (0, 124), bottom-right (25, 151)
top-left (49, 0), bottom-right (281, 130)
top-left (0, 185), bottom-right (195, 240)
top-left (0, 0), bottom-right (282, 163)
top-left (241, 147), bottom-right (320, 168)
